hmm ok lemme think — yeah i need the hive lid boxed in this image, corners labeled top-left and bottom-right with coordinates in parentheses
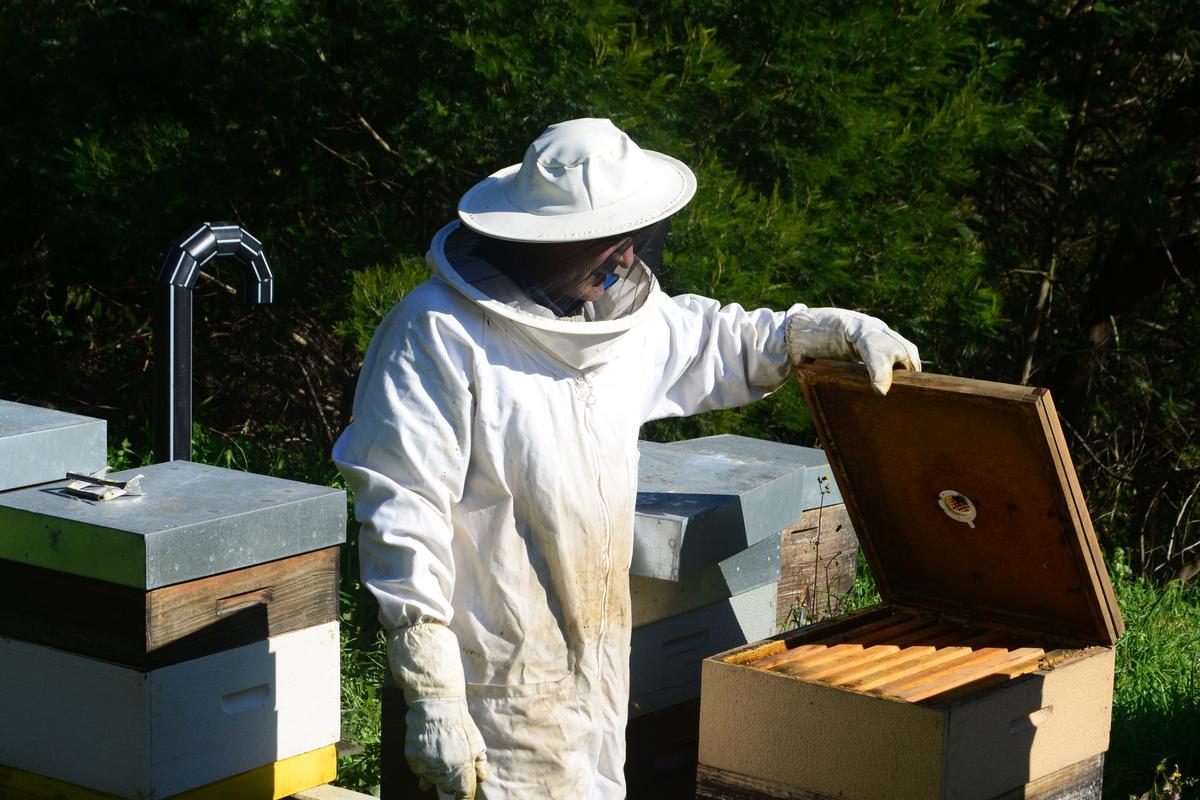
top-left (632, 435), bottom-right (839, 582)
top-left (0, 400), bottom-right (106, 492)
top-left (797, 361), bottom-right (1123, 646)
top-left (0, 460), bottom-right (346, 589)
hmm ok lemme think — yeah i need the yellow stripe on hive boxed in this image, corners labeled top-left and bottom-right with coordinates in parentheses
top-left (0, 745), bottom-right (336, 800)
top-left (173, 745), bottom-right (337, 800)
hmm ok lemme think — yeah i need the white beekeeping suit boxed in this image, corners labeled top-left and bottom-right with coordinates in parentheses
top-left (333, 118), bottom-right (920, 799)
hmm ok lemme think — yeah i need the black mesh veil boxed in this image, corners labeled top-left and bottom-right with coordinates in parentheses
top-left (444, 221), bottom-right (670, 321)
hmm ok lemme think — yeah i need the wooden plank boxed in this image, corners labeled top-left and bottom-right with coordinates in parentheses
top-left (867, 646), bottom-right (1012, 695)
top-left (776, 624), bottom-right (994, 681)
top-left (850, 646), bottom-right (980, 692)
top-left (696, 762), bottom-right (843, 799)
top-left (850, 614), bottom-right (935, 644)
top-left (771, 643), bottom-right (866, 675)
top-left (1035, 390), bottom-right (1124, 643)
top-left (146, 546), bottom-right (340, 664)
top-left (177, 745), bottom-right (337, 800)
top-left (877, 620), bottom-right (958, 646)
top-left (733, 605), bottom-right (895, 669)
top-left (900, 648), bottom-right (1045, 702)
top-left (753, 609), bottom-right (917, 669)
top-left (750, 643), bottom-right (828, 671)
top-left (874, 647), bottom-right (1018, 697)
top-left (809, 630), bottom-right (1003, 687)
top-left (0, 547), bottom-right (339, 669)
top-left (289, 783), bottom-right (376, 800)
top-left (915, 651), bottom-right (1049, 705)
top-left (696, 753), bottom-right (1104, 800)
top-left (775, 505), bottom-right (857, 624)
top-left (799, 644), bottom-right (906, 682)
top-left (995, 752), bottom-right (1104, 800)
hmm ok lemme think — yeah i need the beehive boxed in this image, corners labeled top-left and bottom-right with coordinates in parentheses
top-left (629, 435), bottom-right (853, 718)
top-left (0, 406), bottom-right (347, 800)
top-left (696, 363), bottom-right (1123, 800)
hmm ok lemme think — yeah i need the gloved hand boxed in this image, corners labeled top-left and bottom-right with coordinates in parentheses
top-left (786, 306), bottom-right (921, 395)
top-left (389, 623), bottom-right (488, 798)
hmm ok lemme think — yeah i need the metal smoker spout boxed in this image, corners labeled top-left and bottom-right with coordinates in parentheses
top-left (153, 222), bottom-right (274, 463)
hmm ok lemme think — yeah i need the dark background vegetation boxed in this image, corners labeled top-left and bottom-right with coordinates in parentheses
top-left (2, 1), bottom-right (1196, 797)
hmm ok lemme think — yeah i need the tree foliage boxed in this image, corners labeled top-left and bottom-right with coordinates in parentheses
top-left (4, 1), bottom-right (1199, 794)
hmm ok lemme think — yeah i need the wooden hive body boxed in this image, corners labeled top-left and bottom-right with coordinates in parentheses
top-left (697, 363), bottom-right (1124, 800)
top-left (0, 545), bottom-right (339, 669)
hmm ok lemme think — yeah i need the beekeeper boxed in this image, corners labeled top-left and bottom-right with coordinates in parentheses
top-left (333, 118), bottom-right (920, 799)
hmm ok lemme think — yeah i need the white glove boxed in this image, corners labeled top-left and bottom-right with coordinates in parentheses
top-left (389, 623), bottom-right (488, 798)
top-left (786, 306), bottom-right (921, 395)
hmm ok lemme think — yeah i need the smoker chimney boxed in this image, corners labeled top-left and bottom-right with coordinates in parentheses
top-left (154, 223), bottom-right (274, 463)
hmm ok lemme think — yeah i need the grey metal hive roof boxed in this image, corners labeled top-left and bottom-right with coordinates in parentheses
top-left (0, 460), bottom-right (346, 588)
top-left (632, 435), bottom-right (839, 581)
top-left (0, 400), bottom-right (107, 492)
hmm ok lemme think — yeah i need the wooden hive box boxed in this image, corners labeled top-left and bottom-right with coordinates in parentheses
top-left (696, 363), bottom-right (1124, 800)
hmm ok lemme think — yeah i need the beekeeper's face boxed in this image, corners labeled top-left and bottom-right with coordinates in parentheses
top-left (556, 235), bottom-right (635, 302)
top-left (518, 234), bottom-right (636, 303)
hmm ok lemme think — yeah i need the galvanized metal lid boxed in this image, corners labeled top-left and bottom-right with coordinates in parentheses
top-left (0, 460), bottom-right (346, 589)
top-left (632, 435), bottom-right (840, 582)
top-left (797, 361), bottom-right (1123, 646)
top-left (0, 400), bottom-right (107, 492)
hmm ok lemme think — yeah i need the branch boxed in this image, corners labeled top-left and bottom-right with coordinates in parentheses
top-left (356, 114), bottom-right (400, 158)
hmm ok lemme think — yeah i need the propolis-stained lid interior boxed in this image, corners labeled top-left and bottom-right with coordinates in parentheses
top-left (797, 361), bottom-right (1123, 646)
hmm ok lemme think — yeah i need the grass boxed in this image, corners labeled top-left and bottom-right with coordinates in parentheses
top-left (337, 612), bottom-right (386, 796)
top-left (1106, 561), bottom-right (1200, 799)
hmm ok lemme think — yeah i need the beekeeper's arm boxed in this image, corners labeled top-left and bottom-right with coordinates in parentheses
top-left (332, 297), bottom-right (486, 799)
top-left (646, 296), bottom-right (920, 420)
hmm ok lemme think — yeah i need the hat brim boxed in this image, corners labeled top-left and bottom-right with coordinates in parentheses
top-left (457, 151), bottom-right (696, 243)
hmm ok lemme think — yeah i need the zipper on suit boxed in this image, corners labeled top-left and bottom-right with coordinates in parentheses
top-left (575, 373), bottom-right (613, 665)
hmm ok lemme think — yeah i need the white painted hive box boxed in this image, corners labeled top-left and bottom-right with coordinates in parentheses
top-left (0, 621), bottom-right (341, 799)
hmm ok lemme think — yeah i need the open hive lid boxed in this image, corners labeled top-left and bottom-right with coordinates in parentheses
top-left (797, 361), bottom-right (1123, 646)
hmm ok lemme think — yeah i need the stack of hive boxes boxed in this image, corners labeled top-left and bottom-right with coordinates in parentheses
top-left (625, 434), bottom-right (858, 796)
top-left (0, 400), bottom-right (347, 800)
